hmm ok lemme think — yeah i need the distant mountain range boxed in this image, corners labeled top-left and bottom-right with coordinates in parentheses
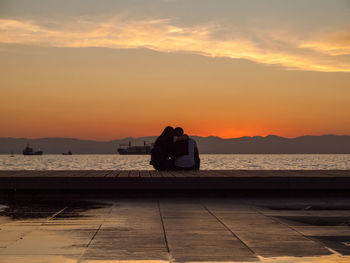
top-left (1, 135), bottom-right (350, 154)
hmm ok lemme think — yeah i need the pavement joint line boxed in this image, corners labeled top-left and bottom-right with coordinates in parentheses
top-left (157, 200), bottom-right (170, 254)
top-left (246, 201), bottom-right (340, 256)
top-left (200, 201), bottom-right (258, 257)
top-left (48, 206), bottom-right (69, 221)
top-left (77, 202), bottom-right (115, 263)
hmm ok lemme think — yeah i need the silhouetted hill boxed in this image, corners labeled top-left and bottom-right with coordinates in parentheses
top-left (0, 135), bottom-right (350, 154)
top-left (192, 135), bottom-right (350, 154)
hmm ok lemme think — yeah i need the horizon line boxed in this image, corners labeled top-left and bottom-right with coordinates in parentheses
top-left (1, 134), bottom-right (350, 142)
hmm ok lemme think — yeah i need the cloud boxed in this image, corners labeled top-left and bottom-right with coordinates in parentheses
top-left (0, 17), bottom-right (349, 72)
top-left (300, 30), bottom-right (350, 56)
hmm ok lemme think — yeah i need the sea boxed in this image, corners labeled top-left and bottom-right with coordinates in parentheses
top-left (0, 154), bottom-right (350, 170)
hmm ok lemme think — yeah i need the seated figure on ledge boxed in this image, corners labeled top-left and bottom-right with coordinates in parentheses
top-left (150, 126), bottom-right (200, 171)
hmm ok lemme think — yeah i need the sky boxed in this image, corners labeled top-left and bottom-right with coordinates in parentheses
top-left (0, 0), bottom-right (350, 140)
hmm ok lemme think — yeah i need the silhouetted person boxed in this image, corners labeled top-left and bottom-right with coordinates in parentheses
top-left (150, 126), bottom-right (174, 170)
top-left (172, 127), bottom-right (189, 157)
top-left (172, 127), bottom-right (200, 170)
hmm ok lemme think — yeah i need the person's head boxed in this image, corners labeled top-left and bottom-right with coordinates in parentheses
top-left (160, 126), bottom-right (174, 138)
top-left (174, 127), bottom-right (184, 136)
top-left (155, 126), bottom-right (174, 145)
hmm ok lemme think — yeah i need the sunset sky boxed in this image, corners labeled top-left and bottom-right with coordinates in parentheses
top-left (1, 0), bottom-right (350, 140)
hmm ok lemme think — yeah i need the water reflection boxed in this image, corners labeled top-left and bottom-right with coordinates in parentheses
top-left (2, 255), bottom-right (348, 263)
top-left (0, 255), bottom-right (349, 263)
top-left (0, 255), bottom-right (77, 263)
top-left (81, 261), bottom-right (169, 263)
top-left (1, 154), bottom-right (350, 170)
top-left (1, 200), bottom-right (109, 220)
top-left (259, 254), bottom-right (350, 263)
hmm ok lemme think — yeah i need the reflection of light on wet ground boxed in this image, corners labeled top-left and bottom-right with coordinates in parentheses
top-left (1, 196), bottom-right (350, 262)
top-left (0, 255), bottom-right (77, 263)
top-left (184, 254), bottom-right (350, 263)
top-left (1, 256), bottom-right (350, 263)
top-left (186, 255), bottom-right (350, 263)
top-left (81, 261), bottom-right (169, 263)
top-left (0, 205), bottom-right (9, 211)
top-left (259, 254), bottom-right (350, 263)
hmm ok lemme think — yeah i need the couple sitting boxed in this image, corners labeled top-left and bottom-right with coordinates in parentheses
top-left (150, 126), bottom-right (200, 170)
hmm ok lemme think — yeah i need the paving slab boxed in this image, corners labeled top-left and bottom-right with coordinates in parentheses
top-left (82, 201), bottom-right (168, 261)
top-left (0, 255), bottom-right (79, 263)
top-left (292, 226), bottom-right (350, 236)
top-left (160, 200), bottom-right (258, 262)
top-left (1, 196), bottom-right (350, 262)
top-left (0, 229), bottom-right (95, 255)
top-left (204, 200), bottom-right (332, 257)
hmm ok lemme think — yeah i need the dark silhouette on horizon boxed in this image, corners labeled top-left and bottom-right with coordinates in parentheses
top-left (1, 135), bottom-right (350, 154)
top-left (22, 144), bottom-right (43, 155)
top-left (117, 141), bottom-right (152, 154)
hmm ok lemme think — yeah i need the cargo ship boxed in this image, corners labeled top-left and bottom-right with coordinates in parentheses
top-left (117, 141), bottom-right (152, 155)
top-left (22, 144), bottom-right (43, 155)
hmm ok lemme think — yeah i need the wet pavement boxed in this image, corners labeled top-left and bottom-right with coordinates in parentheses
top-left (1, 195), bottom-right (350, 262)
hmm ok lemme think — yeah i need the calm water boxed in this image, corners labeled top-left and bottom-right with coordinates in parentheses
top-left (0, 154), bottom-right (349, 170)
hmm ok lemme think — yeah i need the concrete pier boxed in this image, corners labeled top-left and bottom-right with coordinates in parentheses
top-left (0, 170), bottom-right (349, 190)
top-left (1, 170), bottom-right (350, 261)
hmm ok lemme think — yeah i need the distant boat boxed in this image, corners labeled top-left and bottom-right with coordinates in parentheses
top-left (117, 141), bottom-right (152, 155)
top-left (10, 151), bottom-right (14, 157)
top-left (22, 144), bottom-right (43, 155)
top-left (62, 151), bottom-right (72, 155)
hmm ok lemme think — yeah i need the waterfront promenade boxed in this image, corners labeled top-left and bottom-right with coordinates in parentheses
top-left (1, 195), bottom-right (350, 262)
top-left (1, 170), bottom-right (350, 262)
top-left (0, 170), bottom-right (349, 190)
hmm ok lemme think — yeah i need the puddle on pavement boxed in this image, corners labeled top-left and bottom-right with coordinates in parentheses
top-left (262, 205), bottom-right (350, 211)
top-left (269, 214), bottom-right (350, 255)
top-left (0, 200), bottom-right (110, 220)
top-left (0, 256), bottom-right (170, 263)
top-left (276, 216), bottom-right (350, 226)
top-left (0, 200), bottom-right (112, 259)
top-left (81, 261), bottom-right (169, 263)
top-left (311, 236), bottom-right (350, 255)
top-left (1, 199), bottom-right (350, 262)
top-left (184, 254), bottom-right (350, 263)
top-left (0, 255), bottom-right (350, 263)
top-left (0, 255), bottom-right (78, 263)
top-left (0, 205), bottom-right (9, 211)
top-left (258, 254), bottom-right (350, 263)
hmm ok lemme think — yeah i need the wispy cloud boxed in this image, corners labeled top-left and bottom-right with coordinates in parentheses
top-left (300, 30), bottom-right (350, 56)
top-left (0, 17), bottom-right (349, 72)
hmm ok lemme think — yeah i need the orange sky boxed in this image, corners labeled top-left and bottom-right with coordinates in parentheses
top-left (0, 1), bottom-right (349, 140)
top-left (1, 45), bottom-right (349, 140)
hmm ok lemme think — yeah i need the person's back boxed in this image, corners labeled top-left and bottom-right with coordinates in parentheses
top-left (150, 126), bottom-right (174, 170)
top-left (173, 137), bottom-right (200, 170)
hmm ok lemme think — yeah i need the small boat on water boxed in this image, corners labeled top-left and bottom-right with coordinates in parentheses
top-left (117, 141), bottom-right (152, 155)
top-left (22, 144), bottom-right (43, 155)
